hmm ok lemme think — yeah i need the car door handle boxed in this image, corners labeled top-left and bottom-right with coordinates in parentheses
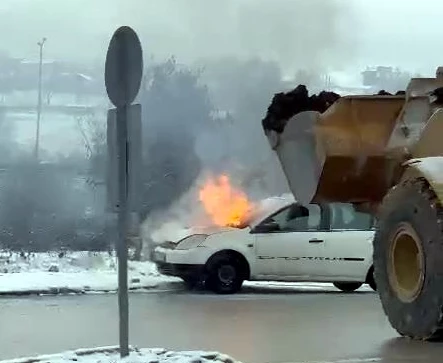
top-left (309, 238), bottom-right (324, 243)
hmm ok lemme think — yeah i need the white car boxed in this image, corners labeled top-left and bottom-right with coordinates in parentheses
top-left (152, 197), bottom-right (376, 294)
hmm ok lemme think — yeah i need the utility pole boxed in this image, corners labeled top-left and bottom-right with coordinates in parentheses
top-left (34, 37), bottom-right (46, 161)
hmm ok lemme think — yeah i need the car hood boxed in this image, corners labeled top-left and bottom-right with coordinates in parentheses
top-left (189, 225), bottom-right (245, 236)
top-left (156, 225), bottom-right (248, 251)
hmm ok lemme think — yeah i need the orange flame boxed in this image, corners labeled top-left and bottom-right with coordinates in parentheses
top-left (199, 174), bottom-right (253, 227)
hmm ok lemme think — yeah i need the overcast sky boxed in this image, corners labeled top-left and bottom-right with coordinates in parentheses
top-left (0, 0), bottom-right (442, 77)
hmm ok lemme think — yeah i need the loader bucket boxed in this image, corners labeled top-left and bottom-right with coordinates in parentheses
top-left (265, 111), bottom-right (321, 206)
top-left (265, 95), bottom-right (406, 204)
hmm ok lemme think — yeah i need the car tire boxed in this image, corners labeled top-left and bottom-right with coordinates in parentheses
top-left (333, 282), bottom-right (363, 292)
top-left (206, 253), bottom-right (244, 294)
top-left (373, 178), bottom-right (443, 340)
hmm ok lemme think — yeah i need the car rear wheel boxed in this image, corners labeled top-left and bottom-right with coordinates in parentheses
top-left (206, 253), bottom-right (244, 294)
top-left (333, 282), bottom-right (363, 292)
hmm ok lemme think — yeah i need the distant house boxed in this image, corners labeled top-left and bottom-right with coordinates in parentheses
top-left (361, 66), bottom-right (411, 92)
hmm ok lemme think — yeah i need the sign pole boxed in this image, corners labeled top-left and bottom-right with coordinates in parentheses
top-left (105, 26), bottom-right (143, 358)
top-left (116, 105), bottom-right (129, 357)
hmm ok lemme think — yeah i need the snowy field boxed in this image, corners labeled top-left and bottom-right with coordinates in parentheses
top-left (0, 250), bottom-right (373, 295)
top-left (0, 346), bottom-right (241, 363)
top-left (0, 251), bottom-right (180, 295)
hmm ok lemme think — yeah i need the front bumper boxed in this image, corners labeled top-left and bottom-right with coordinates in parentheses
top-left (152, 246), bottom-right (209, 279)
top-left (153, 245), bottom-right (211, 265)
top-left (156, 261), bottom-right (205, 279)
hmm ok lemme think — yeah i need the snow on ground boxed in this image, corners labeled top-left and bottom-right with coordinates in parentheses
top-left (0, 250), bottom-right (373, 295)
top-left (0, 346), bottom-right (241, 363)
top-left (0, 251), bottom-right (180, 295)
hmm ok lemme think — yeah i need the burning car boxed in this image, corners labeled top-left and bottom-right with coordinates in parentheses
top-left (152, 175), bottom-right (376, 294)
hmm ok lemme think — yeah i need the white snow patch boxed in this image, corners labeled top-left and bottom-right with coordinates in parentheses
top-left (0, 346), bottom-right (241, 363)
top-left (0, 251), bottom-right (180, 295)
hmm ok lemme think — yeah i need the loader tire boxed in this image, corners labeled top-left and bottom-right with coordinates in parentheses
top-left (373, 178), bottom-right (443, 340)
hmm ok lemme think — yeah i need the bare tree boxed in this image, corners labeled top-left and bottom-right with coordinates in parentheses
top-left (76, 113), bottom-right (107, 187)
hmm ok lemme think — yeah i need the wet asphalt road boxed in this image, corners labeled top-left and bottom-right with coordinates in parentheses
top-left (1, 286), bottom-right (443, 363)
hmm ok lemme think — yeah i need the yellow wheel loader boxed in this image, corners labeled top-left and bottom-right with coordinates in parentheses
top-left (262, 67), bottom-right (443, 340)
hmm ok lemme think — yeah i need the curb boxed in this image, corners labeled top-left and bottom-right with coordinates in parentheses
top-left (0, 346), bottom-right (240, 363)
top-left (0, 282), bottom-right (184, 297)
top-left (0, 346), bottom-right (122, 363)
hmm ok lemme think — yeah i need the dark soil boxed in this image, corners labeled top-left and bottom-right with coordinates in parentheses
top-left (261, 85), bottom-right (406, 134)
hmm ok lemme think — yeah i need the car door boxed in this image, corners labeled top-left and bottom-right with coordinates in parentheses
top-left (320, 203), bottom-right (375, 280)
top-left (252, 203), bottom-right (330, 280)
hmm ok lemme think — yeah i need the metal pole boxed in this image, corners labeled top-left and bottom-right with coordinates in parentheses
top-left (116, 105), bottom-right (129, 357)
top-left (105, 27), bottom-right (143, 358)
top-left (35, 37), bottom-right (46, 161)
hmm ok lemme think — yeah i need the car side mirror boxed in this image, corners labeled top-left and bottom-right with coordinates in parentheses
top-left (253, 220), bottom-right (280, 233)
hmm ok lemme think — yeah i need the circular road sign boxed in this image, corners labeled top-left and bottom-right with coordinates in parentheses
top-left (105, 26), bottom-right (143, 108)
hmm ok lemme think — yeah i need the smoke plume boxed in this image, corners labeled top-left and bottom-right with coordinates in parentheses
top-left (0, 0), bottom-right (356, 72)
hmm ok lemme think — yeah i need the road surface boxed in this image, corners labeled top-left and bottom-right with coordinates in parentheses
top-left (1, 286), bottom-right (443, 363)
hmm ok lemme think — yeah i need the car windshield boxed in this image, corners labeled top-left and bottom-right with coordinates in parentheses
top-left (243, 197), bottom-right (293, 228)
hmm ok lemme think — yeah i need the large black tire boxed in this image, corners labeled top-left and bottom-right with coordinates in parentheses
top-left (205, 253), bottom-right (245, 294)
top-left (333, 282), bottom-right (363, 292)
top-left (374, 178), bottom-right (443, 340)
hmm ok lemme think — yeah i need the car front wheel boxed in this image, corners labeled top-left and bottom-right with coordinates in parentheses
top-left (206, 254), bottom-right (244, 294)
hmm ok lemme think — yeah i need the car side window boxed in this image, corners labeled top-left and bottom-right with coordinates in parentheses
top-left (268, 204), bottom-right (322, 232)
top-left (330, 203), bottom-right (374, 230)
top-left (284, 204), bottom-right (322, 231)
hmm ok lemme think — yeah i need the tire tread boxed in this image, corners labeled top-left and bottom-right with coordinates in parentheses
top-left (374, 177), bottom-right (443, 340)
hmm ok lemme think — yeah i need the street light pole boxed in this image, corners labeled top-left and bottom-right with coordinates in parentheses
top-left (34, 37), bottom-right (46, 161)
